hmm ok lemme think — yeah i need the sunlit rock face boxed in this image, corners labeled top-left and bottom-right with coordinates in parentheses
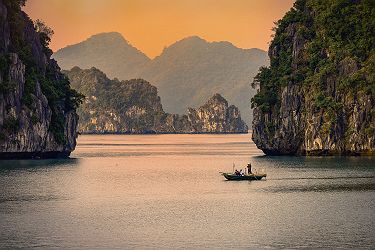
top-left (252, 0), bottom-right (375, 156)
top-left (65, 67), bottom-right (248, 134)
top-left (184, 94), bottom-right (248, 133)
top-left (0, 1), bottom-right (79, 159)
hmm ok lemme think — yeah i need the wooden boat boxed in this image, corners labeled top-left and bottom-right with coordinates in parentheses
top-left (222, 172), bottom-right (266, 181)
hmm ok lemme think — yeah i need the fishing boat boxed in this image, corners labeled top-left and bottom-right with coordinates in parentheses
top-left (221, 172), bottom-right (267, 181)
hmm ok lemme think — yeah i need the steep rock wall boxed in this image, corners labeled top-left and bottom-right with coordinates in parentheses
top-left (252, 0), bottom-right (374, 155)
top-left (0, 1), bottom-right (80, 158)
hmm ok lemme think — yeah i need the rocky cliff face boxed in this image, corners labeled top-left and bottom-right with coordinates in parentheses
top-left (65, 67), bottom-right (247, 134)
top-left (64, 67), bottom-right (165, 134)
top-left (154, 93), bottom-right (248, 133)
top-left (182, 94), bottom-right (248, 133)
top-left (252, 0), bottom-right (375, 155)
top-left (0, 1), bottom-right (81, 158)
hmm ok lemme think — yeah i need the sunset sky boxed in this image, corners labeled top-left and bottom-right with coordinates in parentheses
top-left (24, 0), bottom-right (294, 58)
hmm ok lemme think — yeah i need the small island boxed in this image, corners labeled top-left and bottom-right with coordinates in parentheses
top-left (64, 67), bottom-right (248, 134)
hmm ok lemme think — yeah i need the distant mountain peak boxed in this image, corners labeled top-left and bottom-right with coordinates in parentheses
top-left (165, 36), bottom-right (208, 49)
top-left (177, 36), bottom-right (234, 47)
top-left (86, 32), bottom-right (128, 43)
top-left (212, 40), bottom-right (235, 47)
top-left (55, 32), bottom-right (130, 53)
top-left (163, 35), bottom-right (257, 54)
top-left (53, 32), bottom-right (150, 80)
top-left (180, 35), bottom-right (206, 42)
top-left (91, 31), bottom-right (123, 37)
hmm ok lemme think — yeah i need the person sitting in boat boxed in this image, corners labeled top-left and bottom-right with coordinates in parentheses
top-left (234, 169), bottom-right (240, 176)
top-left (239, 169), bottom-right (243, 176)
top-left (247, 163), bottom-right (252, 174)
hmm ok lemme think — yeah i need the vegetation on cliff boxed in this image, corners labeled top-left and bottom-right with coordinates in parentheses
top-left (64, 67), bottom-right (164, 133)
top-left (0, 0), bottom-right (83, 157)
top-left (64, 67), bottom-right (247, 134)
top-left (1, 0), bottom-right (84, 142)
top-left (252, 0), bottom-right (374, 110)
top-left (251, 0), bottom-right (375, 155)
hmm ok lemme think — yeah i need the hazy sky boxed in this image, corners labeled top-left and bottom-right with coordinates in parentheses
top-left (24, 0), bottom-right (294, 58)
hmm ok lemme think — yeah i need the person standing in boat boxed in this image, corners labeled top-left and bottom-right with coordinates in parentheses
top-left (247, 163), bottom-right (252, 175)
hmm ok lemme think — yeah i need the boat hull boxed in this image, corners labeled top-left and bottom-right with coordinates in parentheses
top-left (222, 173), bottom-right (266, 181)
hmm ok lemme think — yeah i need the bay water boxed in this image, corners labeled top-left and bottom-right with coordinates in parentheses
top-left (0, 134), bottom-right (374, 249)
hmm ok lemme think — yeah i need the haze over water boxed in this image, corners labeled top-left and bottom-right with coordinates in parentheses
top-left (0, 134), bottom-right (374, 249)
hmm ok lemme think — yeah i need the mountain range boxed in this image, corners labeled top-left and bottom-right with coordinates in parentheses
top-left (53, 32), bottom-right (269, 123)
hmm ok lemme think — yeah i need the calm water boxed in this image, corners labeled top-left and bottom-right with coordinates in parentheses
top-left (0, 134), bottom-right (374, 249)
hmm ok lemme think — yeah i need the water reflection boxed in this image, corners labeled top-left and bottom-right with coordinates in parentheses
top-left (0, 134), bottom-right (374, 249)
top-left (261, 181), bottom-right (375, 193)
top-left (253, 155), bottom-right (375, 169)
top-left (0, 158), bottom-right (79, 170)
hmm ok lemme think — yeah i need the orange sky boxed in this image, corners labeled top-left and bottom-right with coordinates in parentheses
top-left (24, 0), bottom-right (294, 58)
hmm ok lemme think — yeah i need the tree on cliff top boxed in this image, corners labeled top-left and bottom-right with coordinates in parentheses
top-left (34, 19), bottom-right (54, 56)
top-left (4, 0), bottom-right (26, 9)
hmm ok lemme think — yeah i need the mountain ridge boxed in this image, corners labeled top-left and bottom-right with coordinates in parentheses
top-left (53, 32), bottom-right (150, 80)
top-left (53, 32), bottom-right (269, 124)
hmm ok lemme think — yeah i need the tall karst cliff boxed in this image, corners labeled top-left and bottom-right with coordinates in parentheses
top-left (65, 67), bottom-right (247, 134)
top-left (0, 0), bottom-right (82, 158)
top-left (252, 0), bottom-right (375, 155)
